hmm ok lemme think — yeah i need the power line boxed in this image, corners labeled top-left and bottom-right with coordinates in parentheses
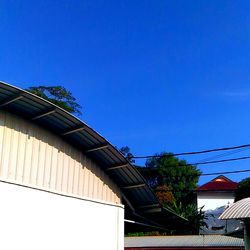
top-left (141, 168), bottom-right (250, 177)
top-left (194, 155), bottom-right (250, 166)
top-left (132, 143), bottom-right (250, 159)
top-left (196, 147), bottom-right (250, 163)
top-left (146, 169), bottom-right (250, 193)
top-left (139, 155), bottom-right (250, 167)
top-left (201, 169), bottom-right (250, 176)
top-left (142, 169), bottom-right (250, 193)
top-left (141, 168), bottom-right (250, 193)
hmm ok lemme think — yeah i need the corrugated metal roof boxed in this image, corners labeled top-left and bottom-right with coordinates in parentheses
top-left (125, 235), bottom-right (244, 248)
top-left (220, 197), bottom-right (250, 219)
top-left (0, 81), bottom-right (186, 229)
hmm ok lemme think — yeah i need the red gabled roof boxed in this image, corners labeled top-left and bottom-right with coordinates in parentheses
top-left (197, 175), bottom-right (238, 191)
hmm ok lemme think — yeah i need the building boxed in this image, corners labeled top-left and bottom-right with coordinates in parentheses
top-left (197, 175), bottom-right (238, 211)
top-left (197, 175), bottom-right (240, 235)
top-left (0, 81), bottom-right (185, 250)
top-left (220, 197), bottom-right (250, 250)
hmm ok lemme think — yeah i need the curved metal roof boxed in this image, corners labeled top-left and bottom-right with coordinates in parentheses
top-left (0, 81), bottom-right (186, 228)
top-left (219, 198), bottom-right (250, 220)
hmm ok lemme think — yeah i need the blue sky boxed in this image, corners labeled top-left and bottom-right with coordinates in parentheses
top-left (1, 0), bottom-right (250, 184)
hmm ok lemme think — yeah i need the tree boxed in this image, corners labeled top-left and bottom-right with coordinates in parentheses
top-left (138, 152), bottom-right (205, 234)
top-left (26, 86), bottom-right (82, 116)
top-left (235, 177), bottom-right (250, 201)
top-left (119, 146), bottom-right (135, 164)
top-left (154, 184), bottom-right (176, 207)
top-left (140, 152), bottom-right (201, 206)
top-left (186, 205), bottom-right (208, 234)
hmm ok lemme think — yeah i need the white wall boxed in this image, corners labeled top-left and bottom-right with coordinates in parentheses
top-left (198, 197), bottom-right (235, 211)
top-left (197, 192), bottom-right (235, 211)
top-left (0, 180), bottom-right (124, 250)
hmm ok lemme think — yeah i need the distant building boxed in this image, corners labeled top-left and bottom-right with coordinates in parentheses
top-left (197, 175), bottom-right (241, 235)
top-left (197, 175), bottom-right (238, 211)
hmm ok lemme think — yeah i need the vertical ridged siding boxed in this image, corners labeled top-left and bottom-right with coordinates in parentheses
top-left (0, 111), bottom-right (121, 204)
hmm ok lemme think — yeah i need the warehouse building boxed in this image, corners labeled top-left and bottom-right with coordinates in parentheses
top-left (0, 81), bottom-right (184, 250)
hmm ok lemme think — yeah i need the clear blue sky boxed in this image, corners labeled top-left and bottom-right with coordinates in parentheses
top-left (1, 0), bottom-right (250, 184)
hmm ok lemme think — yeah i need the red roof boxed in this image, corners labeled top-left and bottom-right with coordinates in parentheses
top-left (197, 175), bottom-right (238, 191)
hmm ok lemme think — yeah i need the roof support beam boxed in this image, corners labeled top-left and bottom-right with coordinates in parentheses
top-left (0, 94), bottom-right (23, 107)
top-left (138, 204), bottom-right (160, 210)
top-left (84, 145), bottom-right (109, 153)
top-left (31, 109), bottom-right (56, 120)
top-left (124, 219), bottom-right (168, 231)
top-left (141, 207), bottom-right (162, 213)
top-left (122, 193), bottom-right (135, 212)
top-left (123, 183), bottom-right (146, 189)
top-left (61, 126), bottom-right (85, 136)
top-left (106, 163), bottom-right (129, 171)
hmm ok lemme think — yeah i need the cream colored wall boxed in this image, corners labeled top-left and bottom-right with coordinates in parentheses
top-left (0, 110), bottom-right (121, 204)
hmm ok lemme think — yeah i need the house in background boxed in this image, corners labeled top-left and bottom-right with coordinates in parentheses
top-left (197, 175), bottom-right (238, 211)
top-left (197, 175), bottom-right (241, 235)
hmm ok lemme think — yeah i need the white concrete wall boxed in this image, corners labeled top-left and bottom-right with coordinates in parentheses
top-left (198, 197), bottom-right (235, 211)
top-left (197, 193), bottom-right (235, 211)
top-left (0, 180), bottom-right (124, 250)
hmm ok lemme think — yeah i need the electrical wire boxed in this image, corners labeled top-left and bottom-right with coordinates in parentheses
top-left (131, 143), bottom-right (250, 159)
top-left (201, 169), bottom-right (250, 176)
top-left (138, 155), bottom-right (250, 167)
top-left (196, 147), bottom-right (250, 163)
top-left (142, 169), bottom-right (250, 192)
top-left (134, 146), bottom-right (250, 194)
top-left (193, 155), bottom-right (250, 166)
top-left (140, 168), bottom-right (250, 177)
top-left (132, 144), bottom-right (250, 184)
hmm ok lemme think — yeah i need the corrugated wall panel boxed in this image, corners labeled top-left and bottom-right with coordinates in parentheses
top-left (72, 155), bottom-right (80, 194)
top-left (8, 119), bottom-right (19, 179)
top-left (78, 156), bottom-right (85, 196)
top-left (0, 113), bottom-right (5, 177)
top-left (49, 145), bottom-right (58, 190)
top-left (0, 111), bottom-right (121, 204)
top-left (62, 145), bottom-right (70, 193)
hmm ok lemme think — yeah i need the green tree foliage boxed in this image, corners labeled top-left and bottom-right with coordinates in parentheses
top-left (187, 205), bottom-right (208, 234)
top-left (139, 152), bottom-right (204, 234)
top-left (119, 146), bottom-right (135, 164)
top-left (27, 86), bottom-right (82, 116)
top-left (235, 177), bottom-right (250, 201)
top-left (140, 152), bottom-right (201, 206)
